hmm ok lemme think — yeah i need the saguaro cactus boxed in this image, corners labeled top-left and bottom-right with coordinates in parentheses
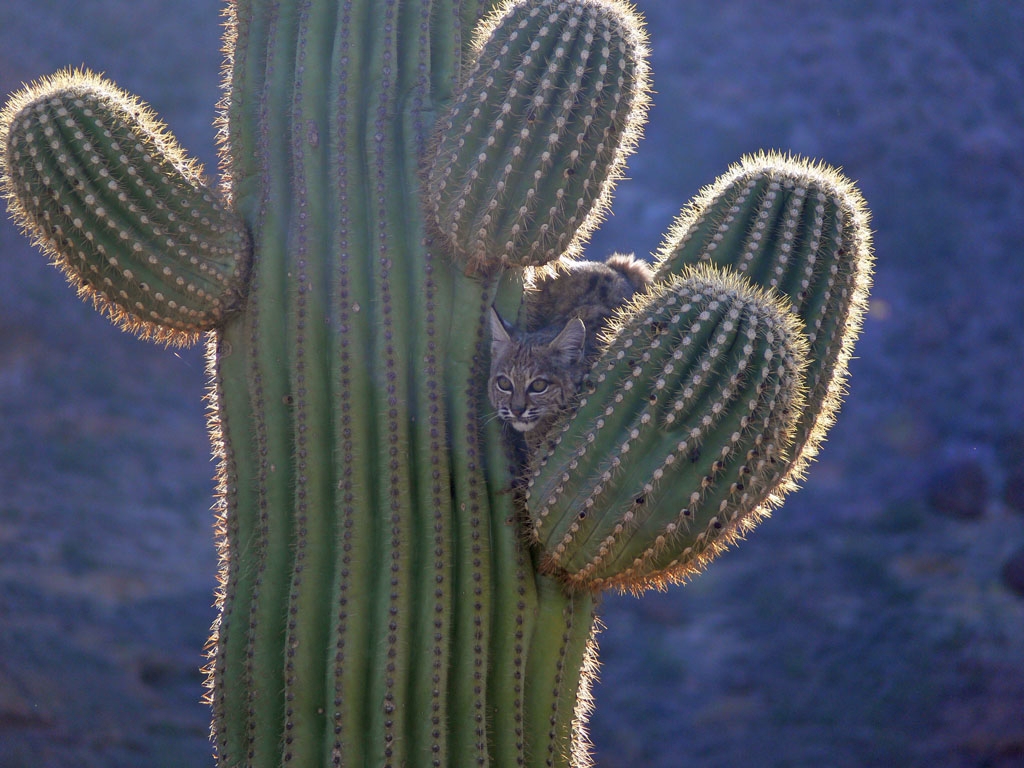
top-left (1, 1), bottom-right (872, 767)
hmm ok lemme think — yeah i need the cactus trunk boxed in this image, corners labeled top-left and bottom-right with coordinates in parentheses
top-left (207, 1), bottom-right (594, 766)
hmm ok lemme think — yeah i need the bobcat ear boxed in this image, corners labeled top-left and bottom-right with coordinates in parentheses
top-left (549, 317), bottom-right (586, 364)
top-left (490, 307), bottom-right (512, 359)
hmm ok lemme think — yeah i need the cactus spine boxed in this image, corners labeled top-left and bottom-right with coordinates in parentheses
top-left (0, 2), bottom-right (872, 767)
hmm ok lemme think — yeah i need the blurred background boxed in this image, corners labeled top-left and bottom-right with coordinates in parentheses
top-left (1, 1), bottom-right (1022, 766)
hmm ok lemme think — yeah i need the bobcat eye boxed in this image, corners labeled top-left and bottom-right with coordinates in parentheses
top-left (527, 378), bottom-right (549, 394)
top-left (495, 375), bottom-right (513, 393)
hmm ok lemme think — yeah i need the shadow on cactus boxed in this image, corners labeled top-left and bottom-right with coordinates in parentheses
top-left (1, 1), bottom-right (872, 766)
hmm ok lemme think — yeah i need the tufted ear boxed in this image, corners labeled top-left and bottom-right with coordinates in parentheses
top-left (489, 307), bottom-right (513, 362)
top-left (548, 317), bottom-right (586, 366)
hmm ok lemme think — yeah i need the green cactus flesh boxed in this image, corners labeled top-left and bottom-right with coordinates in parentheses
top-left (0, 1), bottom-right (873, 766)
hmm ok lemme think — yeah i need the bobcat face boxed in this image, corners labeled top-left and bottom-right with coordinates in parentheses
top-left (490, 369), bottom-right (564, 432)
top-left (485, 254), bottom-right (652, 443)
top-left (488, 308), bottom-right (586, 433)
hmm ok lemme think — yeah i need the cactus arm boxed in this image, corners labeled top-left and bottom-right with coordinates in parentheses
top-left (426, 0), bottom-right (650, 275)
top-left (653, 152), bottom-right (874, 484)
top-left (522, 152), bottom-right (872, 595)
top-left (0, 71), bottom-right (251, 345)
top-left (526, 267), bottom-right (809, 592)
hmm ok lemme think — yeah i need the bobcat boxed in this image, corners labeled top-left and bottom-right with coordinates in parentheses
top-left (487, 253), bottom-right (653, 451)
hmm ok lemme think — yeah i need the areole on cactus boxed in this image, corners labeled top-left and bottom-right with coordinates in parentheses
top-left (0, 1), bottom-right (872, 768)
